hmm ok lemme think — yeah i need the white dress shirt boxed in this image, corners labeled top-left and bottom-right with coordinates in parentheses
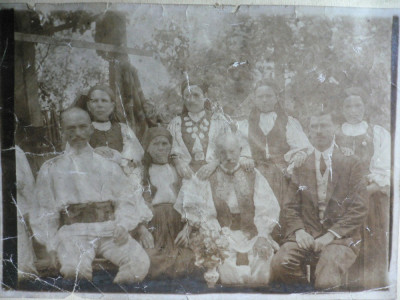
top-left (314, 143), bottom-right (341, 239)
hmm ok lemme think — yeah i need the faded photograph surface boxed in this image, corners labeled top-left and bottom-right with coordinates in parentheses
top-left (1, 3), bottom-right (396, 297)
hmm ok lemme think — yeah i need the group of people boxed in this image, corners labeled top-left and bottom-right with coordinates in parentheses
top-left (16, 80), bottom-right (390, 290)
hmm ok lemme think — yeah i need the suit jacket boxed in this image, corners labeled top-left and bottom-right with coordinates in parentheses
top-left (284, 147), bottom-right (367, 248)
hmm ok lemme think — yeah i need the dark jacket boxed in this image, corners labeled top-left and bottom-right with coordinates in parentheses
top-left (284, 147), bottom-right (368, 248)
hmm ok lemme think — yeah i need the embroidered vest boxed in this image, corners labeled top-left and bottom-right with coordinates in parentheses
top-left (210, 167), bottom-right (257, 238)
top-left (248, 108), bottom-right (289, 166)
top-left (335, 125), bottom-right (374, 175)
top-left (181, 111), bottom-right (211, 171)
top-left (89, 122), bottom-right (124, 153)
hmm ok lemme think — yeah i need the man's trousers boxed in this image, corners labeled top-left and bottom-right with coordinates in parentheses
top-left (56, 234), bottom-right (150, 283)
top-left (271, 241), bottom-right (357, 290)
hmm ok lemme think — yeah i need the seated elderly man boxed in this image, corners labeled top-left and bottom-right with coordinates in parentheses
top-left (31, 107), bottom-right (153, 283)
top-left (208, 133), bottom-right (280, 285)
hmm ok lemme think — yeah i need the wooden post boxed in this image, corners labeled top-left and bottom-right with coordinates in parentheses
top-left (95, 11), bottom-right (149, 139)
top-left (14, 11), bottom-right (43, 128)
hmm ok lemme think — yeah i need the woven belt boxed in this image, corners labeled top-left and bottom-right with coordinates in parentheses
top-left (59, 200), bottom-right (115, 226)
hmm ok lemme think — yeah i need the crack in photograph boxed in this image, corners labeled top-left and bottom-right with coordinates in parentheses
top-left (0, 2), bottom-right (398, 299)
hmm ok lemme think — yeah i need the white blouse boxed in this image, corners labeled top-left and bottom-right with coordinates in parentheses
top-left (341, 122), bottom-right (390, 188)
top-left (168, 112), bottom-right (251, 164)
top-left (236, 115), bottom-right (313, 165)
top-left (149, 164), bottom-right (178, 205)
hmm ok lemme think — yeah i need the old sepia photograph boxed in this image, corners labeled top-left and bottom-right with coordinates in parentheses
top-left (0, 2), bottom-right (398, 299)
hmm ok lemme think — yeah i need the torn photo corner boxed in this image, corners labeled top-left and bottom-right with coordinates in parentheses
top-left (0, 1), bottom-right (399, 299)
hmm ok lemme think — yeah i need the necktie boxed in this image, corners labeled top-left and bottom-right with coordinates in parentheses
top-left (320, 155), bottom-right (327, 175)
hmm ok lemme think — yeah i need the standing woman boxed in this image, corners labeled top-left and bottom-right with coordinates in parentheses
top-left (238, 82), bottom-right (313, 207)
top-left (76, 84), bottom-right (144, 181)
top-left (335, 89), bottom-right (390, 289)
top-left (236, 82), bottom-right (312, 244)
top-left (169, 80), bottom-right (253, 227)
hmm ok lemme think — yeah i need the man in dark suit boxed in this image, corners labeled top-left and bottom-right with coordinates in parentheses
top-left (271, 111), bottom-right (367, 290)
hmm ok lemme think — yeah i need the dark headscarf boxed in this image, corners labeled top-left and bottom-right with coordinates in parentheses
top-left (142, 126), bottom-right (174, 202)
top-left (142, 126), bottom-right (172, 151)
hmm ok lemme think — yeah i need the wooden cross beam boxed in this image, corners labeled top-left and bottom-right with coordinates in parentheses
top-left (14, 32), bottom-right (153, 57)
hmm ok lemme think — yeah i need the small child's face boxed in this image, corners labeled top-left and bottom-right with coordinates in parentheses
top-left (147, 136), bottom-right (171, 164)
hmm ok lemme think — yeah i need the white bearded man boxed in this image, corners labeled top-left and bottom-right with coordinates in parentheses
top-left (31, 107), bottom-right (153, 283)
top-left (202, 133), bottom-right (280, 285)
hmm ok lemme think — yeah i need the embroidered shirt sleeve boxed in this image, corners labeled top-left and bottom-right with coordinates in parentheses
top-left (369, 125), bottom-right (390, 188)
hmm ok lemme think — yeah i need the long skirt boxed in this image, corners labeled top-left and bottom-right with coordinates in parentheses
top-left (146, 203), bottom-right (194, 279)
top-left (256, 160), bottom-right (289, 244)
top-left (362, 191), bottom-right (390, 289)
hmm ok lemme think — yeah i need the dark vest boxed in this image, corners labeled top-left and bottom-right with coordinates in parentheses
top-left (335, 124), bottom-right (374, 176)
top-left (89, 122), bottom-right (124, 153)
top-left (248, 108), bottom-right (290, 166)
top-left (181, 111), bottom-right (212, 172)
top-left (209, 167), bottom-right (257, 238)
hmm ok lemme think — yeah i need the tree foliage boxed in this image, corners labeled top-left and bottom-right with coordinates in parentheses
top-left (33, 8), bottom-right (391, 130)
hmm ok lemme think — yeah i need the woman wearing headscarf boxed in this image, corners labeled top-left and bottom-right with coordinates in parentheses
top-left (141, 127), bottom-right (194, 278)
